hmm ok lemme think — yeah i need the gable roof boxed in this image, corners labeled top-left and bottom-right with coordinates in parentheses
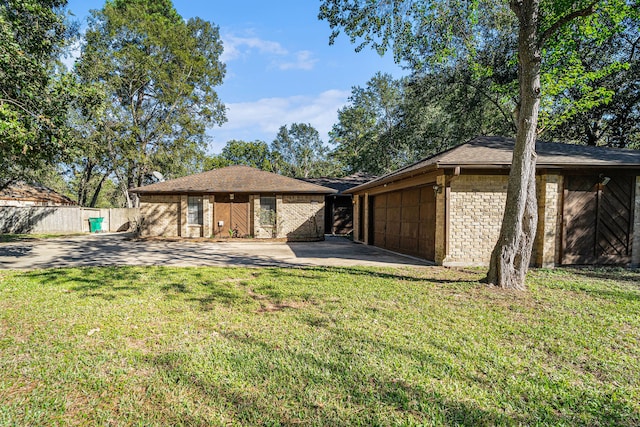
top-left (0, 182), bottom-right (76, 206)
top-left (300, 173), bottom-right (377, 194)
top-left (130, 165), bottom-right (337, 194)
top-left (346, 136), bottom-right (640, 193)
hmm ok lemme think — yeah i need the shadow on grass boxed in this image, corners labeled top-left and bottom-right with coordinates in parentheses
top-left (144, 325), bottom-right (640, 426)
top-left (17, 265), bottom-right (486, 310)
top-left (149, 342), bottom-right (516, 426)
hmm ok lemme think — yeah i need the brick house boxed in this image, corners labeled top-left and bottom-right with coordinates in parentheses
top-left (346, 136), bottom-right (640, 267)
top-left (130, 165), bottom-right (337, 240)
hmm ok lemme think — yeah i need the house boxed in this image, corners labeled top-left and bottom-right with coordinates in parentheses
top-left (346, 136), bottom-right (640, 267)
top-left (0, 182), bottom-right (76, 207)
top-left (130, 165), bottom-right (337, 240)
top-left (301, 173), bottom-right (375, 235)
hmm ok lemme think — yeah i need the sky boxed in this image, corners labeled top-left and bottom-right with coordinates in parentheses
top-left (64, 0), bottom-right (407, 153)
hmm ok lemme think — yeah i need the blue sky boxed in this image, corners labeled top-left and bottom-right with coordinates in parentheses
top-left (65, 0), bottom-right (406, 153)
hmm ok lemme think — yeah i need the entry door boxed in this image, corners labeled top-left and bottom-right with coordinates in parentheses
top-left (214, 195), bottom-right (250, 237)
top-left (562, 175), bottom-right (634, 264)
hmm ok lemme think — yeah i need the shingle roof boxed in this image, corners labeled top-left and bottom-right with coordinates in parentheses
top-left (0, 182), bottom-right (76, 205)
top-left (130, 165), bottom-right (337, 194)
top-left (346, 136), bottom-right (640, 193)
top-left (300, 173), bottom-right (377, 194)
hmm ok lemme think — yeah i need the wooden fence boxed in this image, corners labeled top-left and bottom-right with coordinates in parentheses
top-left (0, 207), bottom-right (140, 234)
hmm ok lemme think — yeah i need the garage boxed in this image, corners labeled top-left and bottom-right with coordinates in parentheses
top-left (370, 185), bottom-right (436, 261)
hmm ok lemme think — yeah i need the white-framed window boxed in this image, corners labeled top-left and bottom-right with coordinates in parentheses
top-left (188, 196), bottom-right (203, 225)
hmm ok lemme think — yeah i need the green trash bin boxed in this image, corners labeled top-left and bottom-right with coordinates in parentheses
top-left (88, 217), bottom-right (104, 233)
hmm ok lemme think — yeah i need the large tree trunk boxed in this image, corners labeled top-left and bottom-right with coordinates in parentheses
top-left (486, 0), bottom-right (541, 290)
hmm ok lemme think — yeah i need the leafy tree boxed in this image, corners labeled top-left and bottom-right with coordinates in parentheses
top-left (220, 140), bottom-right (272, 169)
top-left (271, 123), bottom-right (336, 178)
top-left (543, 22), bottom-right (640, 148)
top-left (77, 0), bottom-right (226, 207)
top-left (320, 0), bottom-right (637, 289)
top-left (330, 72), bottom-right (408, 175)
top-left (203, 140), bottom-right (273, 171)
top-left (0, 0), bottom-right (78, 189)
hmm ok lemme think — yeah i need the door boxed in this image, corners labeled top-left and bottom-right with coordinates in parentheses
top-left (214, 194), bottom-right (250, 238)
top-left (562, 175), bottom-right (634, 265)
top-left (369, 185), bottom-right (436, 261)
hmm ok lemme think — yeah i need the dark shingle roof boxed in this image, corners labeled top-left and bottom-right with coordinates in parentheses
top-left (300, 173), bottom-right (376, 194)
top-left (0, 182), bottom-right (76, 205)
top-left (346, 136), bottom-right (640, 193)
top-left (130, 165), bottom-right (337, 194)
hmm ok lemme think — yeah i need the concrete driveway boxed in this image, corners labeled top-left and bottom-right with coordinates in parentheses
top-left (0, 233), bottom-right (430, 270)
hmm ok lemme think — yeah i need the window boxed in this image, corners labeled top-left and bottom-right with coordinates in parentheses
top-left (188, 196), bottom-right (203, 225)
top-left (259, 196), bottom-right (276, 226)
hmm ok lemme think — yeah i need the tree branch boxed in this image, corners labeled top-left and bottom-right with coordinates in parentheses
top-left (539, 1), bottom-right (598, 46)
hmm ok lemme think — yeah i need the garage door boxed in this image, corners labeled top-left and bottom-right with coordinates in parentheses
top-left (562, 175), bottom-right (634, 265)
top-left (370, 186), bottom-right (436, 260)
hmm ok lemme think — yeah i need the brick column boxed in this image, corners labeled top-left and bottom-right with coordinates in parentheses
top-left (536, 174), bottom-right (562, 268)
top-left (179, 195), bottom-right (187, 237)
top-left (435, 174), bottom-right (448, 265)
top-left (632, 176), bottom-right (640, 267)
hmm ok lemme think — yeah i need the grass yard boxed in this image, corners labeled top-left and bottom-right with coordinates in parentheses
top-left (0, 266), bottom-right (639, 426)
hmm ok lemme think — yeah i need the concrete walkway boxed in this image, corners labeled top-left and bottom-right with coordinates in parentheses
top-left (0, 233), bottom-right (430, 270)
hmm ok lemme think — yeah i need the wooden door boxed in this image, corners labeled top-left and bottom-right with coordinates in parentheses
top-left (369, 186), bottom-right (437, 261)
top-left (418, 186), bottom-right (436, 260)
top-left (214, 194), bottom-right (250, 238)
top-left (562, 175), bottom-right (634, 265)
top-left (372, 194), bottom-right (387, 246)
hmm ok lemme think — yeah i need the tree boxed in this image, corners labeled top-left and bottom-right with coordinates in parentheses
top-left (330, 72), bottom-right (408, 174)
top-left (271, 123), bottom-right (336, 178)
top-left (77, 0), bottom-right (226, 207)
top-left (0, 0), bottom-right (78, 189)
top-left (320, 0), bottom-right (636, 289)
top-left (543, 21), bottom-right (640, 148)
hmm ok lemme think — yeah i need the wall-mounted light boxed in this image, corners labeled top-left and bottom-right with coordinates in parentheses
top-left (230, 193), bottom-right (234, 200)
top-left (433, 184), bottom-right (442, 193)
top-left (599, 176), bottom-right (611, 186)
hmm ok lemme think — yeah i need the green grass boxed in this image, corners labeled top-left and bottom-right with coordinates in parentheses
top-left (0, 233), bottom-right (87, 242)
top-left (0, 266), bottom-right (638, 426)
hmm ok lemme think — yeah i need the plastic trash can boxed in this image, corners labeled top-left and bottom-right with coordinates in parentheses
top-left (88, 217), bottom-right (104, 233)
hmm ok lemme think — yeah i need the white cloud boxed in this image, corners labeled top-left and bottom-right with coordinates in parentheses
top-left (221, 33), bottom-right (317, 71)
top-left (221, 35), bottom-right (288, 62)
top-left (209, 89), bottom-right (351, 150)
top-left (277, 50), bottom-right (317, 71)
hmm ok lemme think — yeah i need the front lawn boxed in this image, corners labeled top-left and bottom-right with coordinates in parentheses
top-left (0, 266), bottom-right (638, 426)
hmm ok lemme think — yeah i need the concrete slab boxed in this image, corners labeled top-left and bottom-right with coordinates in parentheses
top-left (0, 234), bottom-right (431, 270)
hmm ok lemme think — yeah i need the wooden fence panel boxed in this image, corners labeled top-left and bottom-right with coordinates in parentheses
top-left (0, 207), bottom-right (140, 234)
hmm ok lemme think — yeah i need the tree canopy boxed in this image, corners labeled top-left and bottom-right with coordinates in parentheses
top-left (0, 0), bottom-right (78, 189)
top-left (76, 0), bottom-right (226, 206)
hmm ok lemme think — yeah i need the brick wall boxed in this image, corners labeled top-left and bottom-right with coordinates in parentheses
top-left (139, 194), bottom-right (180, 237)
top-left (445, 175), bottom-right (508, 266)
top-left (534, 174), bottom-right (563, 267)
top-left (632, 177), bottom-right (640, 267)
top-left (253, 194), bottom-right (325, 240)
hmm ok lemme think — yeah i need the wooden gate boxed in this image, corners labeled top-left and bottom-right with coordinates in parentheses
top-left (369, 185), bottom-right (436, 261)
top-left (562, 175), bottom-right (635, 264)
top-left (214, 194), bottom-right (250, 238)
